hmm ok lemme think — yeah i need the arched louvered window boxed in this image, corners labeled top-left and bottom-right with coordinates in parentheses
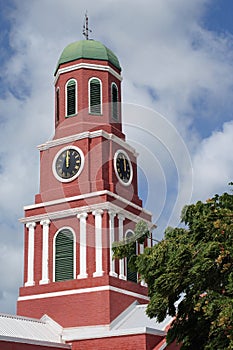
top-left (89, 78), bottom-right (102, 115)
top-left (126, 231), bottom-right (138, 283)
top-left (54, 229), bottom-right (75, 282)
top-left (66, 79), bottom-right (77, 116)
top-left (111, 83), bottom-right (118, 120)
top-left (56, 88), bottom-right (60, 124)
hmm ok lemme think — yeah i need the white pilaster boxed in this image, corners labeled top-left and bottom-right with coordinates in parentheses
top-left (108, 211), bottom-right (118, 278)
top-left (77, 212), bottom-right (88, 279)
top-left (39, 219), bottom-right (50, 285)
top-left (25, 222), bottom-right (36, 287)
top-left (118, 214), bottom-right (126, 280)
top-left (93, 210), bottom-right (104, 277)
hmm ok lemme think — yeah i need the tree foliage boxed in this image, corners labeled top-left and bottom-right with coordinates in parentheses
top-left (113, 186), bottom-right (233, 350)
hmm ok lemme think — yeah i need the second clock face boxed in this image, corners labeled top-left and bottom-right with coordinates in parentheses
top-left (53, 147), bottom-right (84, 182)
top-left (114, 150), bottom-right (133, 185)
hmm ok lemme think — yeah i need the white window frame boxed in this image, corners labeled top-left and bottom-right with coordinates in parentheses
top-left (125, 229), bottom-right (138, 282)
top-left (65, 78), bottom-right (78, 117)
top-left (88, 77), bottom-right (102, 115)
top-left (53, 227), bottom-right (76, 282)
top-left (111, 82), bottom-right (119, 121)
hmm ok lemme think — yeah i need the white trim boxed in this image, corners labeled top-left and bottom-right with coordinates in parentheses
top-left (52, 145), bottom-right (85, 183)
top-left (25, 222), bottom-right (36, 287)
top-left (39, 219), bottom-right (51, 285)
top-left (88, 77), bottom-right (102, 115)
top-left (92, 209), bottom-right (104, 277)
top-left (114, 149), bottom-right (133, 186)
top-left (0, 335), bottom-right (70, 349)
top-left (77, 212), bottom-right (88, 279)
top-left (17, 285), bottom-right (149, 302)
top-left (65, 78), bottom-right (78, 117)
top-left (53, 227), bottom-right (76, 282)
top-left (37, 129), bottom-right (137, 155)
top-left (62, 326), bottom-right (166, 342)
top-left (54, 62), bottom-right (122, 84)
top-left (23, 190), bottom-right (147, 213)
top-left (20, 201), bottom-right (154, 231)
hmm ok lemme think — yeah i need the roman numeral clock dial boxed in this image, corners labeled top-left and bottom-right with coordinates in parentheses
top-left (52, 146), bottom-right (84, 182)
top-left (114, 150), bottom-right (133, 185)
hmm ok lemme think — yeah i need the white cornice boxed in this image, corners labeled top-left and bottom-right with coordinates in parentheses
top-left (54, 62), bottom-right (122, 84)
top-left (37, 129), bottom-right (137, 156)
top-left (22, 190), bottom-right (152, 215)
top-left (19, 199), bottom-right (153, 226)
top-left (18, 285), bottom-right (149, 302)
top-left (62, 326), bottom-right (166, 342)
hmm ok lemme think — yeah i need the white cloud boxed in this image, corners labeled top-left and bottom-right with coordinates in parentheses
top-left (192, 121), bottom-right (233, 201)
top-left (0, 0), bottom-right (233, 314)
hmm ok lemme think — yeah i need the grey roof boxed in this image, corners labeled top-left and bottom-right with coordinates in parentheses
top-left (0, 313), bottom-right (70, 348)
top-left (111, 301), bottom-right (173, 333)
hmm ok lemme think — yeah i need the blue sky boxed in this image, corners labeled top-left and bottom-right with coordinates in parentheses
top-left (0, 0), bottom-right (233, 314)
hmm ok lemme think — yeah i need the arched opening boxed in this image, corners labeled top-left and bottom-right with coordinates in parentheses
top-left (66, 79), bottom-right (77, 116)
top-left (54, 228), bottom-right (75, 282)
top-left (89, 78), bottom-right (102, 115)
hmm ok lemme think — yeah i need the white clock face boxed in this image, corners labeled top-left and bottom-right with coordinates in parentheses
top-left (52, 146), bottom-right (84, 183)
top-left (114, 150), bottom-right (133, 186)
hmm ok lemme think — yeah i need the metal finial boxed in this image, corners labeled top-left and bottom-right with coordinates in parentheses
top-left (83, 11), bottom-right (92, 40)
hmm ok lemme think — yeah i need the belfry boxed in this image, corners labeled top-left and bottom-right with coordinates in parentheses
top-left (0, 26), bottom-right (179, 350)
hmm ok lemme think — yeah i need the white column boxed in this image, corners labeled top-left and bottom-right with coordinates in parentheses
top-left (140, 243), bottom-right (144, 255)
top-left (25, 222), bottom-right (36, 287)
top-left (108, 211), bottom-right (118, 277)
top-left (39, 219), bottom-right (50, 285)
top-left (93, 210), bottom-right (104, 277)
top-left (118, 214), bottom-right (126, 280)
top-left (139, 242), bottom-right (147, 286)
top-left (77, 212), bottom-right (88, 279)
top-left (147, 236), bottom-right (152, 248)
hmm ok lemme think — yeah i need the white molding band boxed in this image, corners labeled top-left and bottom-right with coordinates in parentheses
top-left (118, 214), bottom-right (126, 280)
top-left (108, 211), bottom-right (118, 278)
top-left (18, 285), bottom-right (149, 302)
top-left (54, 62), bottom-right (122, 84)
top-left (92, 210), bottom-right (104, 277)
top-left (22, 190), bottom-right (151, 216)
top-left (77, 212), bottom-right (88, 279)
top-left (19, 196), bottom-right (155, 228)
top-left (37, 129), bottom-right (136, 156)
top-left (39, 219), bottom-right (51, 285)
top-left (25, 222), bottom-right (36, 287)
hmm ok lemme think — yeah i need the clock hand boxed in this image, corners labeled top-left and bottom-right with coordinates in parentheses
top-left (66, 150), bottom-right (70, 168)
top-left (123, 156), bottom-right (126, 172)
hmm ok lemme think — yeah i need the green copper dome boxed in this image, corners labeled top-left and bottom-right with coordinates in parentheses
top-left (56, 40), bottom-right (121, 73)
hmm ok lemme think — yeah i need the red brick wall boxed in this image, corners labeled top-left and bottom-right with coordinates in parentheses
top-left (70, 333), bottom-right (165, 350)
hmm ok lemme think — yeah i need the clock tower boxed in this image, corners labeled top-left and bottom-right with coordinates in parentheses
top-left (17, 38), bottom-right (153, 329)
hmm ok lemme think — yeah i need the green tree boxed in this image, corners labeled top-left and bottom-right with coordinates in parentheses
top-left (113, 186), bottom-right (233, 350)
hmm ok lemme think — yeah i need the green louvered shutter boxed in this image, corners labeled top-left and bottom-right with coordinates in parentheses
top-left (126, 231), bottom-right (137, 283)
top-left (111, 84), bottom-right (118, 120)
top-left (55, 229), bottom-right (74, 282)
top-left (90, 78), bottom-right (101, 114)
top-left (67, 80), bottom-right (76, 116)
